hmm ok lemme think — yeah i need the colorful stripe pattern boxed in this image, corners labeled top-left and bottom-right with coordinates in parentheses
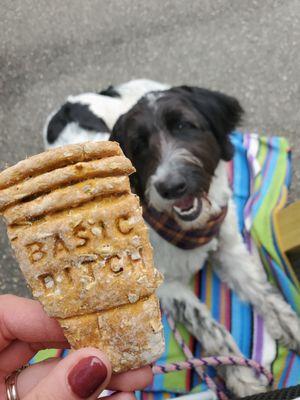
top-left (141, 132), bottom-right (300, 397)
top-left (31, 132), bottom-right (299, 397)
top-left (29, 348), bottom-right (67, 364)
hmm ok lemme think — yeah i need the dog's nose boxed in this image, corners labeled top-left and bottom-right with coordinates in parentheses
top-left (155, 177), bottom-right (187, 199)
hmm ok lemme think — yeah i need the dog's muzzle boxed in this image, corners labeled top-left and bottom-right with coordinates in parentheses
top-left (153, 175), bottom-right (203, 222)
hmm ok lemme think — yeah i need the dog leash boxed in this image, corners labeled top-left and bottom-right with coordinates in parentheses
top-left (152, 311), bottom-right (273, 400)
top-left (163, 311), bottom-right (229, 400)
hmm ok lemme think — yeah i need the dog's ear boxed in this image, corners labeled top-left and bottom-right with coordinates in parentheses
top-left (179, 86), bottom-right (244, 161)
top-left (110, 114), bottom-right (129, 156)
top-left (111, 115), bottom-right (140, 190)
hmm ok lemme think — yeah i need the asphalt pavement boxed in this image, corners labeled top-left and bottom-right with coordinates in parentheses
top-left (1, 0), bottom-right (300, 296)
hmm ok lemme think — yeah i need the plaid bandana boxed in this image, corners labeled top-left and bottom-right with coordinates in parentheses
top-left (143, 204), bottom-right (228, 250)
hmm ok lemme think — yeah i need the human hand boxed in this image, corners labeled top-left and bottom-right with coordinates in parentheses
top-left (0, 295), bottom-right (153, 399)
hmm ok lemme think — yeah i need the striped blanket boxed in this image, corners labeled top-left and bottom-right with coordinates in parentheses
top-left (31, 132), bottom-right (300, 397)
top-left (138, 132), bottom-right (300, 399)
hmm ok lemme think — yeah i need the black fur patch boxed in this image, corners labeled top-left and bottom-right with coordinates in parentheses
top-left (47, 105), bottom-right (68, 144)
top-left (177, 86), bottom-right (244, 161)
top-left (47, 102), bottom-right (110, 144)
top-left (111, 86), bottom-right (243, 201)
top-left (99, 85), bottom-right (121, 98)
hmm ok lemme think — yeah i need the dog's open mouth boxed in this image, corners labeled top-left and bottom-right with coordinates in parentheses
top-left (173, 195), bottom-right (202, 221)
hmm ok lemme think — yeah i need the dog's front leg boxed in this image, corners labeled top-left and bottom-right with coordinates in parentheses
top-left (213, 200), bottom-right (300, 353)
top-left (158, 281), bottom-right (268, 397)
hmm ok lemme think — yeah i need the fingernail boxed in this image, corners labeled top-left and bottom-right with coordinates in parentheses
top-left (68, 356), bottom-right (108, 398)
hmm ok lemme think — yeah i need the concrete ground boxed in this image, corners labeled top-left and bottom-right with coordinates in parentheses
top-left (1, 0), bottom-right (300, 296)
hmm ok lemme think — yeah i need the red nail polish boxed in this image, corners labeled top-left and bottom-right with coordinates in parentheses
top-left (68, 356), bottom-right (108, 398)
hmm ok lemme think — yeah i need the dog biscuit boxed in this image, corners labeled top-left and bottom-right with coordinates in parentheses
top-left (0, 141), bottom-right (164, 372)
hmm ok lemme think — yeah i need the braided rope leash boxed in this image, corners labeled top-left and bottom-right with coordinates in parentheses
top-left (165, 312), bottom-right (229, 400)
top-left (152, 312), bottom-right (273, 400)
top-left (152, 357), bottom-right (273, 399)
top-left (153, 355), bottom-right (273, 384)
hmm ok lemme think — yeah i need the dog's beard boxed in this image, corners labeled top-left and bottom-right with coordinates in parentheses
top-left (145, 160), bottom-right (230, 230)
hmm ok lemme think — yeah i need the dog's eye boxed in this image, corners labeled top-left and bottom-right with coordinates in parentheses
top-left (175, 121), bottom-right (196, 130)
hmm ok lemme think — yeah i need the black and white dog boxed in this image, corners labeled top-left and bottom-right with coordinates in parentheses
top-left (43, 79), bottom-right (169, 149)
top-left (44, 81), bottom-right (300, 397)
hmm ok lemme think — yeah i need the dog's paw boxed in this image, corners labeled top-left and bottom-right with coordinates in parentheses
top-left (221, 365), bottom-right (269, 398)
top-left (264, 299), bottom-right (300, 354)
top-left (279, 316), bottom-right (300, 354)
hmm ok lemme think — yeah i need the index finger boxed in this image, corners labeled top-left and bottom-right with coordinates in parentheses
top-left (0, 294), bottom-right (67, 351)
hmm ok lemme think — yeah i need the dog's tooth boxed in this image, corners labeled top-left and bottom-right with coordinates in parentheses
top-left (185, 208), bottom-right (195, 215)
top-left (173, 197), bottom-right (199, 216)
top-left (175, 207), bottom-right (192, 216)
top-left (173, 206), bottom-right (182, 213)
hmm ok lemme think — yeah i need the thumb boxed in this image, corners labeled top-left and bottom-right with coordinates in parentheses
top-left (24, 348), bottom-right (112, 400)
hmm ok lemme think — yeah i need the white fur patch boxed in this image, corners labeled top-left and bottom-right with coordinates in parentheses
top-left (145, 92), bottom-right (164, 110)
top-left (45, 122), bottom-right (110, 149)
top-left (43, 79), bottom-right (170, 149)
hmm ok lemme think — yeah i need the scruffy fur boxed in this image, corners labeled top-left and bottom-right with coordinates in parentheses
top-left (110, 86), bottom-right (300, 397)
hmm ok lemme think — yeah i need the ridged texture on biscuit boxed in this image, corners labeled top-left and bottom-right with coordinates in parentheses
top-left (0, 141), bottom-right (164, 372)
top-left (0, 156), bottom-right (133, 210)
top-left (0, 141), bottom-right (122, 190)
